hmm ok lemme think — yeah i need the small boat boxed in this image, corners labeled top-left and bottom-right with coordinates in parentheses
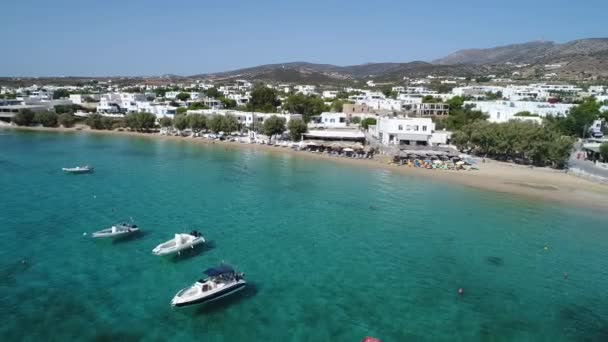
top-left (92, 222), bottom-right (139, 239)
top-left (62, 165), bottom-right (94, 174)
top-left (171, 265), bottom-right (246, 307)
top-left (152, 231), bottom-right (205, 256)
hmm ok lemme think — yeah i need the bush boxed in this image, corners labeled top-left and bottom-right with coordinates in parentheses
top-left (360, 118), bottom-right (377, 129)
top-left (86, 114), bottom-right (104, 130)
top-left (287, 118), bottom-right (308, 141)
top-left (58, 113), bottom-right (76, 128)
top-left (12, 109), bottom-right (35, 126)
top-left (34, 111), bottom-right (58, 127)
top-left (600, 142), bottom-right (608, 162)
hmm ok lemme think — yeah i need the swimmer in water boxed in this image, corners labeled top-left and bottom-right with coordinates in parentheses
top-left (458, 288), bottom-right (464, 296)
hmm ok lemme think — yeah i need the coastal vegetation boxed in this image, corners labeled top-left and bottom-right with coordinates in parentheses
top-left (208, 115), bottom-right (239, 133)
top-left (13, 109), bottom-right (35, 126)
top-left (173, 115), bottom-right (189, 131)
top-left (282, 94), bottom-right (327, 122)
top-left (246, 84), bottom-right (281, 113)
top-left (58, 113), bottom-right (76, 128)
top-left (262, 115), bottom-right (286, 141)
top-left (451, 120), bottom-right (574, 167)
top-left (287, 118), bottom-right (308, 141)
top-left (34, 111), bottom-right (58, 127)
top-left (125, 112), bottom-right (156, 132)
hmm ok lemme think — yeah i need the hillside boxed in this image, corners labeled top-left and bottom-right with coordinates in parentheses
top-left (433, 38), bottom-right (608, 65)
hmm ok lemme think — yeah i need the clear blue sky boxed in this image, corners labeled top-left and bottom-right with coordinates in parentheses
top-left (1, 0), bottom-right (606, 77)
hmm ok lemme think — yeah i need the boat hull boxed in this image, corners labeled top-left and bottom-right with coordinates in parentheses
top-left (92, 228), bottom-right (139, 239)
top-left (172, 282), bottom-right (246, 307)
top-left (152, 237), bottom-right (205, 256)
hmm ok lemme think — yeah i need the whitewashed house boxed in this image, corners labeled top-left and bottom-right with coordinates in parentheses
top-left (373, 117), bottom-right (449, 146)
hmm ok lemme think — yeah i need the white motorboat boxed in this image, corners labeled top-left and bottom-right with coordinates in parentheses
top-left (92, 222), bottom-right (139, 239)
top-left (152, 231), bottom-right (205, 256)
top-left (62, 165), bottom-right (94, 174)
top-left (171, 265), bottom-right (246, 307)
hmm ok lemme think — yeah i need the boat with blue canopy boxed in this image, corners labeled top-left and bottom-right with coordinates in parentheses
top-left (171, 264), bottom-right (246, 307)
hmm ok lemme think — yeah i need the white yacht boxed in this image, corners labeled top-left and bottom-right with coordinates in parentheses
top-left (171, 265), bottom-right (246, 307)
top-left (92, 222), bottom-right (139, 239)
top-left (152, 231), bottom-right (205, 256)
top-left (62, 165), bottom-right (94, 174)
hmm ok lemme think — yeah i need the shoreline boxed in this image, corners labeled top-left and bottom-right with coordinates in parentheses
top-left (4, 125), bottom-right (608, 210)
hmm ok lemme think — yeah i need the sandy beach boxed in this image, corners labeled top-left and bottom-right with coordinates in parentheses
top-left (4, 125), bottom-right (608, 210)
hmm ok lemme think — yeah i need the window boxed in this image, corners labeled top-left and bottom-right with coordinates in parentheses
top-left (398, 125), bottom-right (403, 131)
top-left (414, 126), bottom-right (419, 131)
top-left (422, 125), bottom-right (427, 131)
top-left (330, 119), bottom-right (335, 123)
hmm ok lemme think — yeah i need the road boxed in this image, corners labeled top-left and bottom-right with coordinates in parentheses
top-left (568, 150), bottom-right (608, 181)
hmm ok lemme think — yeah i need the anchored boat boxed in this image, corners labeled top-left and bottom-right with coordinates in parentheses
top-left (171, 265), bottom-right (246, 307)
top-left (152, 231), bottom-right (205, 256)
top-left (92, 222), bottom-right (139, 239)
top-left (62, 165), bottom-right (94, 174)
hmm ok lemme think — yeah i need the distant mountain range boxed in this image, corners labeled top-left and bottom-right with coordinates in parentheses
top-left (194, 38), bottom-right (608, 83)
top-left (433, 38), bottom-right (608, 65)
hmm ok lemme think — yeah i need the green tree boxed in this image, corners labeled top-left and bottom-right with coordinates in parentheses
top-left (513, 111), bottom-right (538, 117)
top-left (600, 142), bottom-right (608, 162)
top-left (52, 89), bottom-right (70, 99)
top-left (188, 102), bottom-right (208, 110)
top-left (221, 115), bottom-right (239, 133)
top-left (176, 107), bottom-right (188, 115)
top-left (154, 88), bottom-right (166, 98)
top-left (101, 116), bottom-right (114, 130)
top-left (208, 115), bottom-right (239, 133)
top-left (361, 117), bottom-right (377, 129)
top-left (452, 120), bottom-right (573, 168)
top-left (445, 105), bottom-right (489, 131)
top-left (187, 114), bottom-right (206, 131)
top-left (176, 92), bottom-right (190, 101)
top-left (34, 111), bottom-right (58, 127)
top-left (220, 97), bottom-right (237, 109)
top-left (447, 96), bottom-right (464, 111)
top-left (485, 91), bottom-right (503, 100)
top-left (561, 98), bottom-right (601, 137)
top-left (282, 94), bottom-right (328, 122)
top-left (331, 99), bottom-right (347, 112)
top-left (351, 116), bottom-right (361, 124)
top-left (58, 113), bottom-right (76, 128)
top-left (12, 109), bottom-right (36, 126)
top-left (262, 115), bottom-right (286, 141)
top-left (86, 113), bottom-right (104, 130)
top-left (246, 84), bottom-right (280, 113)
top-left (173, 114), bottom-right (189, 131)
top-left (159, 116), bottom-right (173, 128)
top-left (205, 87), bottom-right (222, 98)
top-left (125, 112), bottom-right (157, 131)
top-left (422, 95), bottom-right (441, 103)
top-left (287, 118), bottom-right (307, 141)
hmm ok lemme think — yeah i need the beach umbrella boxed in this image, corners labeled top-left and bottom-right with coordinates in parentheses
top-left (456, 161), bottom-right (465, 165)
top-left (343, 148), bottom-right (354, 152)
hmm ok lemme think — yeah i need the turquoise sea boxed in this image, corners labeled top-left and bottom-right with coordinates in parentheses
top-left (1, 130), bottom-right (607, 341)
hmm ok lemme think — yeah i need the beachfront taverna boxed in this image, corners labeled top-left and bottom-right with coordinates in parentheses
top-left (372, 117), bottom-right (451, 147)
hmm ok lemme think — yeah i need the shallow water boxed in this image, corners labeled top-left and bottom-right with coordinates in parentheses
top-left (1, 130), bottom-right (607, 341)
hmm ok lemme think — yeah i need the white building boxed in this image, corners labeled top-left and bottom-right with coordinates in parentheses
top-left (322, 90), bottom-right (339, 99)
top-left (295, 85), bottom-right (317, 96)
top-left (69, 94), bottom-right (100, 105)
top-left (373, 117), bottom-right (449, 146)
top-left (313, 112), bottom-right (347, 128)
top-left (465, 100), bottom-right (574, 123)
